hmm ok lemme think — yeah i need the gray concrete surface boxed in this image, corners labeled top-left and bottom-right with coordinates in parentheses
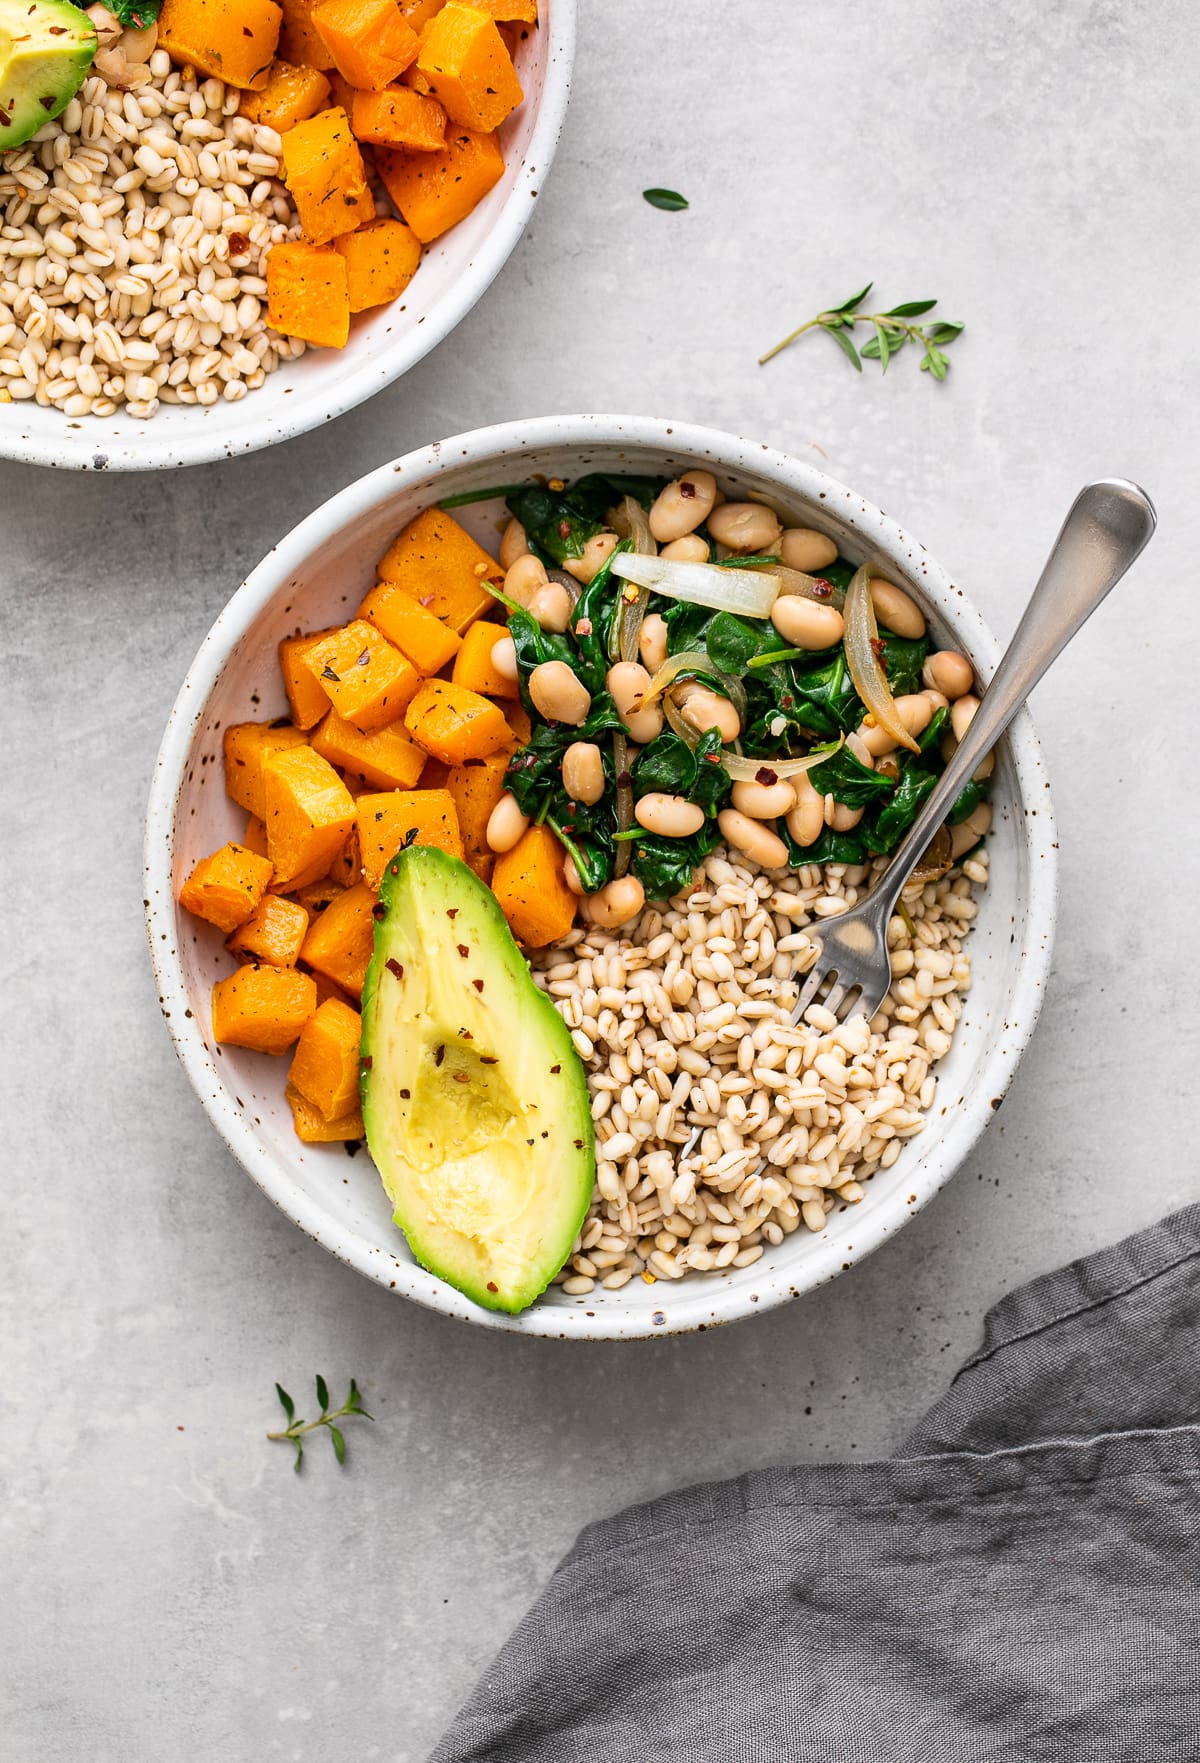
top-left (4, 2), bottom-right (1199, 1757)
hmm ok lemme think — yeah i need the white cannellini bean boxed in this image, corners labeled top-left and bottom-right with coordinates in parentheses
top-left (585, 876), bottom-right (645, 929)
top-left (490, 635), bottom-right (518, 680)
top-left (679, 685), bottom-right (741, 743)
top-left (529, 660), bottom-right (591, 725)
top-left (707, 501), bottom-right (782, 553)
top-left (638, 612), bottom-right (669, 674)
top-left (499, 517), bottom-right (528, 570)
top-left (659, 534), bottom-right (709, 562)
top-left (869, 578), bottom-right (926, 639)
top-left (648, 470), bottom-right (718, 543)
top-left (769, 596), bottom-right (845, 650)
top-left (607, 660), bottom-right (663, 743)
top-left (731, 777), bottom-right (797, 820)
top-left (717, 809), bottom-right (789, 868)
top-left (561, 741), bottom-right (605, 805)
top-left (779, 527), bottom-right (839, 573)
top-left (503, 553), bottom-right (547, 606)
top-left (564, 531), bottom-right (618, 585)
top-left (635, 793), bottom-right (706, 838)
top-left (922, 649), bottom-right (974, 698)
top-left (785, 773), bottom-right (825, 847)
top-left (485, 793), bottom-right (530, 854)
top-left (527, 582), bottom-right (574, 633)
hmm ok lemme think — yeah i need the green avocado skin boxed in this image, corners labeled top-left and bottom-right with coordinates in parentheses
top-left (360, 845), bottom-right (596, 1315)
top-left (0, 0), bottom-right (97, 151)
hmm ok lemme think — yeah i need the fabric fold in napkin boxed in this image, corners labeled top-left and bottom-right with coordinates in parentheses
top-left (433, 1206), bottom-right (1200, 1763)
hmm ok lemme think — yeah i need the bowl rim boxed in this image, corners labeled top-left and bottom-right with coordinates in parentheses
top-left (144, 413), bottom-right (1058, 1340)
top-left (0, 3), bottom-right (575, 473)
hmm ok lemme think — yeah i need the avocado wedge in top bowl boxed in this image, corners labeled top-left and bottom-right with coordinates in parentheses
top-left (145, 415), bottom-right (1056, 1338)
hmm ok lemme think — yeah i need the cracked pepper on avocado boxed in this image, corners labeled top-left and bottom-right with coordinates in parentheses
top-left (176, 469), bottom-right (992, 1313)
top-left (0, 0), bottom-right (531, 415)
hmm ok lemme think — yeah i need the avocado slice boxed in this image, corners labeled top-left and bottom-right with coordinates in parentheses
top-left (361, 845), bottom-right (595, 1314)
top-left (0, 0), bottom-right (96, 152)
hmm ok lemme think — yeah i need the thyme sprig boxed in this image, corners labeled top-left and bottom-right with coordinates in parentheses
top-left (268, 1376), bottom-right (372, 1472)
top-left (760, 283), bottom-right (964, 381)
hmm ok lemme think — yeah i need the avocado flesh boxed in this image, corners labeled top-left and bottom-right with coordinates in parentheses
top-left (360, 845), bottom-right (595, 1314)
top-left (0, 0), bottom-right (96, 152)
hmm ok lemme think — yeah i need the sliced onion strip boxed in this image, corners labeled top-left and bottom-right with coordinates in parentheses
top-left (611, 496), bottom-right (656, 663)
top-left (772, 564), bottom-right (845, 607)
top-left (843, 560), bottom-right (920, 754)
top-left (612, 731), bottom-right (633, 877)
top-left (719, 737), bottom-right (844, 783)
top-left (612, 551), bottom-right (780, 618)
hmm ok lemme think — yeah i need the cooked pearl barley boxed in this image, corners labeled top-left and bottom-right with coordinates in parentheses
top-left (485, 792), bottom-right (530, 854)
top-left (585, 876), bottom-right (645, 929)
top-left (707, 501), bottom-right (782, 552)
top-left (564, 531), bottom-right (619, 585)
top-left (607, 660), bottom-right (663, 743)
top-left (503, 553), bottom-right (547, 605)
top-left (529, 660), bottom-right (591, 725)
top-left (635, 793), bottom-right (705, 838)
top-left (679, 684), bottom-right (741, 743)
top-left (490, 634), bottom-right (518, 680)
top-left (499, 518), bottom-right (529, 570)
top-left (770, 596), bottom-right (845, 649)
top-left (869, 578), bottom-right (926, 639)
top-left (0, 63), bottom-right (302, 419)
top-left (638, 612), bottom-right (669, 674)
top-left (561, 741), bottom-right (605, 805)
top-left (660, 534), bottom-right (710, 562)
top-left (923, 649), bottom-right (974, 699)
top-left (779, 527), bottom-right (839, 573)
top-left (649, 470), bottom-right (718, 542)
top-left (731, 777), bottom-right (796, 820)
top-left (717, 809), bottom-right (789, 868)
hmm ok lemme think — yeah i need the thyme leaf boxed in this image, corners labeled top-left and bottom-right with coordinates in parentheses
top-left (760, 284), bottom-right (964, 382)
top-left (268, 1376), bottom-right (373, 1473)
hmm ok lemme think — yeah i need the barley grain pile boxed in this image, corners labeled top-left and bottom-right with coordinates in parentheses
top-left (531, 846), bottom-right (988, 1294)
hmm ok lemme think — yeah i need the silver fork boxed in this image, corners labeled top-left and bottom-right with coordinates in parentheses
top-left (792, 477), bottom-right (1157, 1026)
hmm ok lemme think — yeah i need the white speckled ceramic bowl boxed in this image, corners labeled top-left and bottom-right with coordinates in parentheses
top-left (144, 415), bottom-right (1058, 1338)
top-left (0, 5), bottom-right (573, 473)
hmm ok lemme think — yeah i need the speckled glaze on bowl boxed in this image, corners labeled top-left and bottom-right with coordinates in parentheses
top-left (0, 5), bottom-right (573, 472)
top-left (144, 416), bottom-right (1058, 1339)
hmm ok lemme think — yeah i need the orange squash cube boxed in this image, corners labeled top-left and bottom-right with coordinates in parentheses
top-left (227, 892), bottom-right (311, 966)
top-left (355, 788), bottom-right (464, 889)
top-left (281, 108), bottom-right (374, 244)
top-left (286, 1081), bottom-right (364, 1142)
top-left (376, 126), bottom-right (504, 243)
top-left (351, 84), bottom-right (447, 149)
top-left (326, 825), bottom-right (362, 887)
top-left (332, 217), bottom-right (422, 312)
top-left (179, 842), bottom-right (274, 934)
top-left (375, 506), bottom-right (500, 631)
top-left (417, 2), bottom-right (521, 132)
top-left (312, 0), bottom-right (419, 88)
top-left (223, 720), bottom-right (308, 818)
top-left (358, 579), bottom-right (461, 672)
top-left (451, 618), bottom-right (518, 699)
top-left (311, 710), bottom-right (427, 791)
top-left (288, 996), bottom-right (362, 1118)
top-left (158, 0), bottom-right (283, 90)
top-left (294, 878), bottom-right (345, 916)
top-left (446, 748), bottom-right (510, 876)
top-left (243, 814), bottom-right (270, 857)
top-left (263, 745), bottom-right (357, 890)
top-left (301, 618), bottom-right (420, 733)
top-left (472, 0), bottom-right (536, 18)
top-left (212, 964), bottom-right (317, 1053)
top-left (299, 880), bottom-right (377, 996)
top-left (404, 678), bottom-right (511, 764)
top-left (241, 59), bottom-right (331, 129)
top-left (399, 0), bottom-right (446, 27)
top-left (490, 824), bottom-right (576, 948)
top-left (504, 699), bottom-right (531, 745)
top-left (279, 627), bottom-right (340, 729)
top-left (267, 240), bottom-right (351, 346)
top-left (279, 0), bottom-right (335, 67)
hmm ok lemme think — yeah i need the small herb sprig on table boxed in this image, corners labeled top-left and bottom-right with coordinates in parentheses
top-left (269, 1376), bottom-right (372, 1472)
top-left (760, 283), bottom-right (964, 380)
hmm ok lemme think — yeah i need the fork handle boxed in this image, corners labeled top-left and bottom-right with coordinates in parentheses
top-left (876, 478), bottom-right (1157, 912)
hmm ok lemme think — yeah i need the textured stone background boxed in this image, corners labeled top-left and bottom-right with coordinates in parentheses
top-left (4, 2), bottom-right (1198, 1756)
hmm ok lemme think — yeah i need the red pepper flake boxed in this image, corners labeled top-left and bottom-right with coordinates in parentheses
top-left (472, 979), bottom-right (485, 992)
top-left (480, 1055), bottom-right (498, 1064)
top-left (399, 1088), bottom-right (410, 1099)
top-left (755, 766), bottom-right (778, 786)
top-left (575, 617), bottom-right (593, 636)
top-left (811, 578), bottom-right (834, 600)
top-left (549, 1064), bottom-right (561, 1073)
top-left (558, 519), bottom-right (571, 539)
top-left (486, 1281), bottom-right (499, 1293)
top-left (870, 636), bottom-right (886, 659)
top-left (680, 480), bottom-right (696, 499)
top-left (372, 902), bottom-right (387, 921)
top-left (228, 232), bottom-right (250, 256)
top-left (446, 908), bottom-right (458, 918)
top-left (573, 1138), bottom-right (584, 1149)
top-left (385, 958), bottom-right (404, 979)
top-left (453, 1072), bottom-right (470, 1083)
top-left (360, 1055), bottom-right (373, 1070)
top-left (616, 770), bottom-right (633, 789)
top-left (434, 1045), bottom-right (445, 1067)
top-left (457, 943), bottom-right (470, 958)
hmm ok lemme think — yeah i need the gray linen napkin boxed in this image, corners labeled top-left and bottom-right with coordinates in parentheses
top-left (433, 1206), bottom-right (1200, 1762)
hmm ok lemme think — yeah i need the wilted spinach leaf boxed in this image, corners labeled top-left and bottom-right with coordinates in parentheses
top-left (872, 763), bottom-right (937, 851)
top-left (506, 474), bottom-right (664, 565)
top-left (632, 728), bottom-right (731, 815)
top-left (782, 824), bottom-right (870, 867)
top-left (807, 743), bottom-right (892, 807)
top-left (633, 826), bottom-right (721, 899)
top-left (879, 631), bottom-right (928, 697)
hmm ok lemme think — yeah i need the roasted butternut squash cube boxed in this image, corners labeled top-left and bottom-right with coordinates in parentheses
top-left (281, 107), bottom-right (374, 244)
top-left (311, 710), bottom-right (427, 791)
top-left (243, 814), bottom-right (269, 857)
top-left (212, 964), bottom-right (317, 1053)
top-left (263, 745), bottom-right (357, 890)
top-left (417, 756), bottom-right (451, 789)
top-left (267, 240), bottom-right (351, 346)
top-left (333, 217), bottom-right (422, 312)
top-left (417, 2), bottom-right (521, 131)
top-left (351, 84), bottom-right (446, 148)
top-left (399, 0), bottom-right (446, 28)
top-left (286, 1081), bottom-right (364, 1142)
top-left (158, 0), bottom-right (283, 90)
top-left (326, 826), bottom-right (361, 887)
top-left (491, 824), bottom-right (576, 948)
top-left (359, 579), bottom-right (461, 672)
top-left (241, 59), bottom-right (331, 129)
top-left (179, 842), bottom-right (274, 933)
top-left (223, 720), bottom-right (308, 818)
top-left (227, 892), bottom-right (311, 966)
top-left (312, 0), bottom-right (419, 88)
top-left (375, 507), bottom-right (500, 631)
top-left (403, 678), bottom-right (511, 764)
top-left (504, 699), bottom-right (532, 745)
top-left (299, 880), bottom-right (376, 996)
top-left (451, 618), bottom-right (518, 699)
top-left (446, 748), bottom-right (510, 876)
top-left (376, 126), bottom-right (504, 243)
top-left (294, 878), bottom-right (345, 916)
top-left (288, 996), bottom-right (362, 1119)
top-left (279, 627), bottom-right (340, 728)
top-left (472, 0), bottom-right (536, 19)
top-left (355, 788), bottom-right (463, 889)
top-left (301, 618), bottom-right (420, 732)
top-left (279, 0), bottom-right (335, 67)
